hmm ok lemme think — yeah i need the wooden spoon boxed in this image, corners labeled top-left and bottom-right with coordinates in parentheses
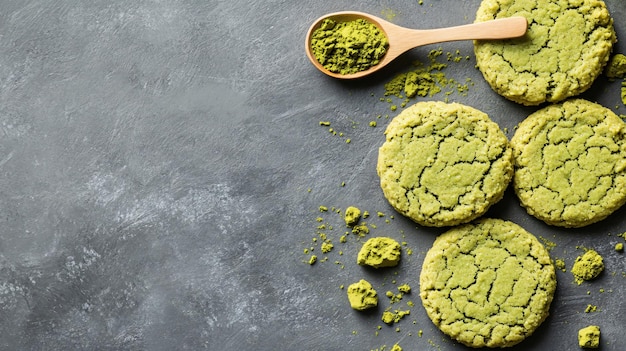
top-left (305, 11), bottom-right (528, 79)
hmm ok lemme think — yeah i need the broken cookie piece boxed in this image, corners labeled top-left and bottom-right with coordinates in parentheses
top-left (357, 237), bottom-right (401, 268)
top-left (347, 279), bottom-right (378, 311)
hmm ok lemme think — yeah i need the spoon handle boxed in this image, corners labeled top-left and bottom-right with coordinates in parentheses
top-left (401, 17), bottom-right (528, 47)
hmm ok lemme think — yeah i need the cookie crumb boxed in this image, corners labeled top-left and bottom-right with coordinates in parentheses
top-left (555, 258), bottom-right (567, 272)
top-left (578, 325), bottom-right (600, 349)
top-left (572, 250), bottom-right (604, 285)
top-left (381, 309), bottom-right (410, 324)
top-left (347, 279), bottom-right (378, 311)
top-left (344, 206), bottom-right (362, 227)
top-left (357, 237), bottom-right (402, 268)
top-left (606, 54), bottom-right (626, 79)
top-left (584, 304), bottom-right (597, 313)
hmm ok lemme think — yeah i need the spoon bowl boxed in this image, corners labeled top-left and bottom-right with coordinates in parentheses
top-left (305, 11), bottom-right (528, 79)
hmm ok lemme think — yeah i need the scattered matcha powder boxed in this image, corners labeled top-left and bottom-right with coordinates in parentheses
top-left (381, 309), bottom-right (410, 325)
top-left (309, 18), bottom-right (389, 75)
top-left (352, 223), bottom-right (370, 237)
top-left (380, 8), bottom-right (397, 22)
top-left (584, 304), bottom-right (597, 313)
top-left (539, 236), bottom-right (557, 251)
top-left (381, 48), bottom-right (473, 108)
top-left (572, 249), bottom-right (604, 285)
top-left (385, 290), bottom-right (403, 303)
top-left (321, 241), bottom-right (334, 253)
top-left (384, 282), bottom-right (411, 304)
top-left (555, 258), bottom-right (567, 272)
top-left (303, 204), bottom-right (423, 343)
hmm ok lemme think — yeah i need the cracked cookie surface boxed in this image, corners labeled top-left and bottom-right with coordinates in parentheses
top-left (377, 101), bottom-right (513, 227)
top-left (420, 218), bottom-right (556, 348)
top-left (511, 99), bottom-right (626, 227)
top-left (474, 0), bottom-right (616, 106)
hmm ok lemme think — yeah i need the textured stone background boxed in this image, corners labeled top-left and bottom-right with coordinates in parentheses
top-left (0, 0), bottom-right (624, 350)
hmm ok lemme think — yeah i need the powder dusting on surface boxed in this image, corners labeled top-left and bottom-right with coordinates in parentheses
top-left (539, 236), bottom-right (557, 251)
top-left (382, 48), bottom-right (473, 109)
top-left (380, 8), bottom-right (398, 22)
top-left (301, 197), bottom-right (420, 344)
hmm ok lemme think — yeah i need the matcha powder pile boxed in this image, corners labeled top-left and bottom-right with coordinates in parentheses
top-left (310, 18), bottom-right (389, 75)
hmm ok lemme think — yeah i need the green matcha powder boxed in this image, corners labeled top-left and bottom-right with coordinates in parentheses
top-left (310, 18), bottom-right (388, 75)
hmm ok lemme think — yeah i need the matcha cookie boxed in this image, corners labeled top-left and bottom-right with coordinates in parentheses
top-left (420, 219), bottom-right (556, 348)
top-left (377, 101), bottom-right (513, 227)
top-left (474, 0), bottom-right (616, 106)
top-left (510, 99), bottom-right (626, 227)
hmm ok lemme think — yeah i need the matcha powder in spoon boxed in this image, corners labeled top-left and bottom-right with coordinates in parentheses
top-left (310, 18), bottom-right (389, 75)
